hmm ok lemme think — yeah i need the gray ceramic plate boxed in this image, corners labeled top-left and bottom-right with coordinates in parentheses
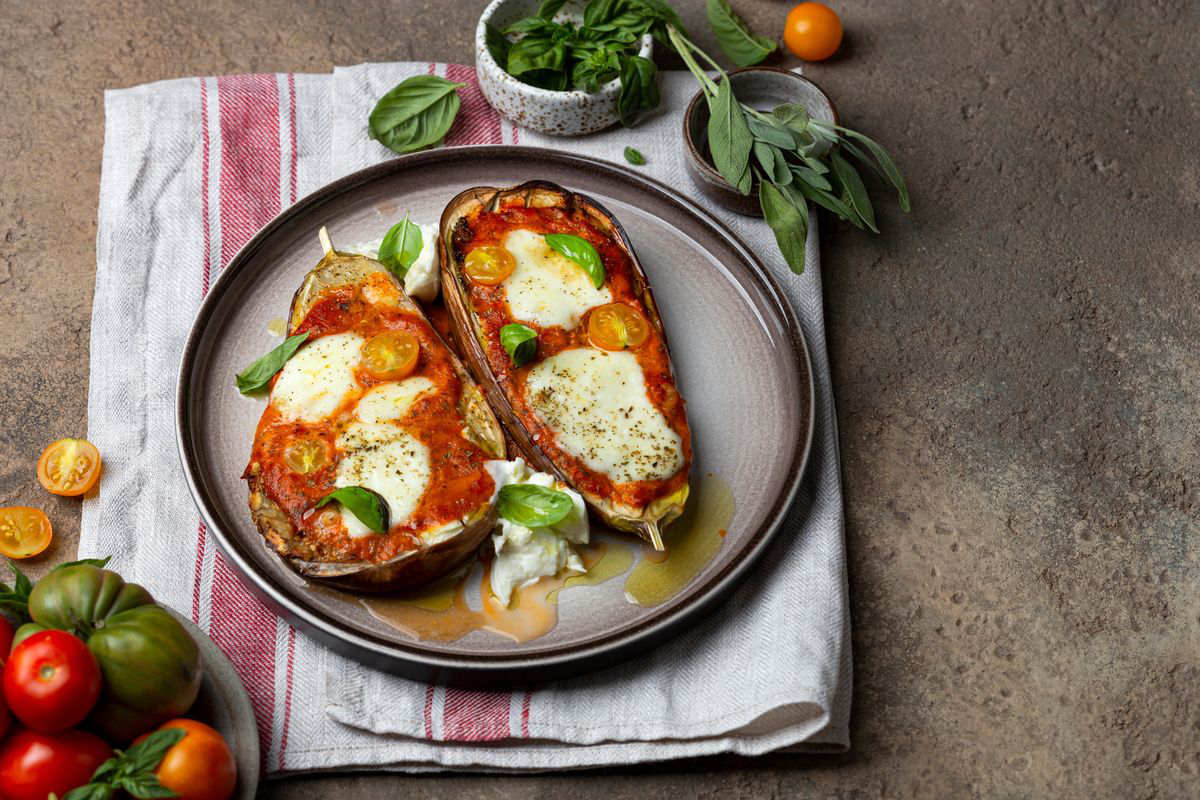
top-left (172, 612), bottom-right (260, 795)
top-left (176, 146), bottom-right (813, 685)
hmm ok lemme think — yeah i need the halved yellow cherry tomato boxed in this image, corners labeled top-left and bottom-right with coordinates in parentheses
top-left (463, 245), bottom-right (516, 285)
top-left (0, 507), bottom-right (53, 559)
top-left (37, 438), bottom-right (102, 497)
top-left (283, 438), bottom-right (329, 474)
top-left (587, 303), bottom-right (650, 351)
top-left (362, 331), bottom-right (420, 380)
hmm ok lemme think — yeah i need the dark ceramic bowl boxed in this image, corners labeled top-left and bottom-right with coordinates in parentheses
top-left (683, 67), bottom-right (838, 217)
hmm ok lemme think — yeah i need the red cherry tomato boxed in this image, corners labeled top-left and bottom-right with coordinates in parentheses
top-left (0, 729), bottom-right (112, 800)
top-left (0, 617), bottom-right (14, 660)
top-left (3, 630), bottom-right (102, 732)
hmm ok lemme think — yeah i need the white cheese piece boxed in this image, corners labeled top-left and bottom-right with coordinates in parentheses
top-left (524, 348), bottom-right (683, 484)
top-left (335, 422), bottom-right (430, 539)
top-left (347, 222), bottom-right (440, 302)
top-left (484, 458), bottom-right (588, 606)
top-left (270, 332), bottom-right (364, 423)
top-left (501, 229), bottom-right (612, 330)
top-left (354, 377), bottom-right (435, 423)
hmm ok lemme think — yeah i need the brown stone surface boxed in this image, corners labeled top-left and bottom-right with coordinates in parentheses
top-left (2, 0), bottom-right (1198, 796)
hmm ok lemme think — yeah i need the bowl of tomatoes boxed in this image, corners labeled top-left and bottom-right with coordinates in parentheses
top-left (0, 559), bottom-right (257, 800)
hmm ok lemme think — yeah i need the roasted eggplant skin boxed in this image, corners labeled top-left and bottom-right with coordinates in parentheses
top-left (438, 181), bottom-right (690, 549)
top-left (244, 248), bottom-right (505, 592)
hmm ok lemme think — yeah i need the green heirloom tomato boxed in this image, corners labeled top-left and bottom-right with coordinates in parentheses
top-left (27, 566), bottom-right (202, 742)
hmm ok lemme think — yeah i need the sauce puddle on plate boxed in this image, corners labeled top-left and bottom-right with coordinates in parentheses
top-left (363, 542), bottom-right (628, 643)
top-left (624, 474), bottom-right (735, 607)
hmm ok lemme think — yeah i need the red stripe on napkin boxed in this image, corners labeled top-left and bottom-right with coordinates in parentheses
top-left (442, 689), bottom-right (512, 741)
top-left (444, 63), bottom-right (502, 146)
top-left (206, 72), bottom-right (286, 761)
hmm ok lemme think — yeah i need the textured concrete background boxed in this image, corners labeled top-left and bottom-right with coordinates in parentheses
top-left (2, 0), bottom-right (1198, 797)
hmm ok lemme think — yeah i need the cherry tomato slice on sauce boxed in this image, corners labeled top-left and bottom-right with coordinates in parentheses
top-left (463, 245), bottom-right (516, 285)
top-left (587, 303), bottom-right (650, 351)
top-left (37, 438), bottom-right (102, 496)
top-left (361, 331), bottom-right (420, 380)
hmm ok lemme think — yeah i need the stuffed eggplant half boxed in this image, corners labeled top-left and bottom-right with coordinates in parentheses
top-left (439, 182), bottom-right (691, 550)
top-left (243, 231), bottom-right (505, 591)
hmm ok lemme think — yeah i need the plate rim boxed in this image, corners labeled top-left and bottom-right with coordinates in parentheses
top-left (175, 145), bottom-right (815, 684)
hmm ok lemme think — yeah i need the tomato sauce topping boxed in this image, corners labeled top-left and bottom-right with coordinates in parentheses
top-left (245, 272), bottom-right (494, 565)
top-left (452, 202), bottom-right (691, 510)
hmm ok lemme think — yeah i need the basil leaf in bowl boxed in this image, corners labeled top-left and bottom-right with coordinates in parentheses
top-left (498, 484), bottom-right (573, 528)
top-left (544, 233), bottom-right (605, 288)
top-left (315, 486), bottom-right (390, 534)
top-left (500, 323), bottom-right (538, 367)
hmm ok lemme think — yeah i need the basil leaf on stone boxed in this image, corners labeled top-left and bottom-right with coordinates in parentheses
top-left (830, 151), bottom-right (878, 232)
top-left (759, 180), bottom-right (808, 275)
top-left (485, 23), bottom-right (511, 67)
top-left (315, 486), bottom-right (390, 533)
top-left (500, 323), bottom-right (539, 367)
top-left (706, 77), bottom-right (753, 194)
top-left (236, 333), bottom-right (309, 395)
top-left (706, 0), bottom-right (776, 67)
top-left (544, 233), bottom-right (605, 288)
top-left (624, 146), bottom-right (647, 165)
top-left (498, 484), bottom-right (574, 527)
top-left (378, 215), bottom-right (423, 279)
top-left (368, 75), bottom-right (463, 155)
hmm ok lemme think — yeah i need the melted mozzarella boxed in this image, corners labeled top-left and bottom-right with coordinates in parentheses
top-left (501, 229), bottom-right (611, 330)
top-left (271, 333), bottom-right (363, 422)
top-left (354, 377), bottom-right (435, 423)
top-left (484, 458), bottom-right (587, 606)
top-left (524, 348), bottom-right (683, 484)
top-left (334, 422), bottom-right (430, 539)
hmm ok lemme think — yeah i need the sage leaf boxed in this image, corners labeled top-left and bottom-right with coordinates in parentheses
top-left (793, 178), bottom-right (861, 227)
top-left (707, 77), bottom-right (753, 194)
top-left (544, 233), bottom-right (606, 287)
top-left (772, 102), bottom-right (809, 132)
top-left (830, 151), bottom-right (878, 232)
top-left (500, 323), bottom-right (538, 367)
top-left (378, 215), bottom-right (423, 279)
top-left (747, 117), bottom-right (796, 149)
top-left (624, 146), bottom-right (647, 165)
top-left (753, 141), bottom-right (791, 186)
top-left (368, 75), bottom-right (463, 155)
top-left (759, 180), bottom-right (808, 274)
top-left (791, 164), bottom-right (832, 192)
top-left (498, 484), bottom-right (574, 527)
top-left (315, 487), bottom-right (390, 533)
top-left (236, 333), bottom-right (309, 395)
top-left (706, 0), bottom-right (776, 67)
top-left (837, 127), bottom-right (910, 212)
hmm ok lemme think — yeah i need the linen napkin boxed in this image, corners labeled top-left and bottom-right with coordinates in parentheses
top-left (85, 64), bottom-right (850, 774)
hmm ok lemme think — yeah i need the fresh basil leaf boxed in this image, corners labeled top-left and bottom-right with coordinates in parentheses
top-left (235, 333), bottom-right (309, 394)
top-left (8, 560), bottom-right (32, 601)
top-left (571, 44), bottom-right (621, 91)
top-left (315, 487), bottom-right (390, 534)
top-left (500, 323), bottom-right (538, 367)
top-left (508, 35), bottom-right (567, 76)
top-left (53, 556), bottom-right (112, 571)
top-left (126, 728), bottom-right (188, 773)
top-left (747, 117), bottom-right (796, 149)
top-left (485, 23), bottom-right (511, 67)
top-left (759, 180), bottom-right (808, 275)
top-left (378, 215), bottom-right (423, 279)
top-left (544, 233), bottom-right (605, 288)
top-left (706, 77), bottom-right (753, 194)
top-left (628, 0), bottom-right (687, 38)
top-left (584, 0), bottom-right (621, 27)
top-left (830, 151), bottom-right (878, 232)
top-left (504, 17), bottom-right (560, 35)
top-left (117, 776), bottom-right (176, 800)
top-left (62, 785), bottom-right (115, 800)
top-left (498, 484), bottom-right (574, 527)
top-left (616, 54), bottom-right (660, 126)
top-left (537, 0), bottom-right (567, 19)
top-left (706, 0), bottom-right (776, 66)
top-left (368, 75), bottom-right (463, 155)
top-left (623, 146), bottom-right (647, 165)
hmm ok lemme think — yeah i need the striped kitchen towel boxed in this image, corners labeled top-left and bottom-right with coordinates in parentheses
top-left (84, 64), bottom-right (850, 773)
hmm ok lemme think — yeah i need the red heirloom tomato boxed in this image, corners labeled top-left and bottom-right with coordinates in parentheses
top-left (0, 616), bottom-right (14, 659)
top-left (136, 719), bottom-right (237, 800)
top-left (0, 729), bottom-right (112, 800)
top-left (3, 630), bottom-right (102, 731)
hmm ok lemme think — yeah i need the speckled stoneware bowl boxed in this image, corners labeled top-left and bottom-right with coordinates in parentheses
top-left (476, 0), bottom-right (653, 135)
top-left (684, 67), bottom-right (838, 217)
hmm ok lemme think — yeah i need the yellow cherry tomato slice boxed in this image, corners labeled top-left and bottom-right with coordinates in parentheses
top-left (587, 303), bottom-right (650, 351)
top-left (37, 438), bottom-right (102, 497)
top-left (283, 438), bottom-right (329, 474)
top-left (361, 331), bottom-right (420, 380)
top-left (463, 245), bottom-right (516, 285)
top-left (0, 507), bottom-right (53, 559)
